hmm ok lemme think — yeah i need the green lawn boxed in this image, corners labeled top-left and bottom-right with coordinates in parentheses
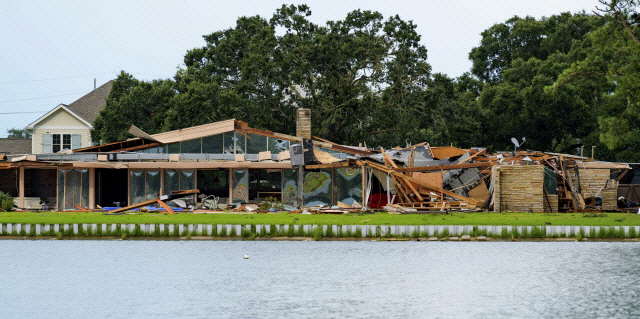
top-left (0, 211), bottom-right (639, 226)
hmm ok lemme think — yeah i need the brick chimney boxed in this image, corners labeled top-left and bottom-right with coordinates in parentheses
top-left (296, 108), bottom-right (311, 139)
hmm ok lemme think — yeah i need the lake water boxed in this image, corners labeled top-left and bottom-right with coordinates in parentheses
top-left (1, 240), bottom-right (639, 319)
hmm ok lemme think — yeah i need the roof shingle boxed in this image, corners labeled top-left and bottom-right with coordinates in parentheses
top-left (0, 138), bottom-right (32, 154)
top-left (66, 80), bottom-right (113, 123)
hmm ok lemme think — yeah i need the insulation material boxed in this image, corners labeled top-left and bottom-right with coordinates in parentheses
top-left (283, 169), bottom-right (298, 206)
top-left (232, 169), bottom-right (249, 203)
top-left (333, 167), bottom-right (363, 205)
top-left (413, 172), bottom-right (442, 195)
top-left (430, 146), bottom-right (467, 160)
top-left (467, 181), bottom-right (489, 201)
top-left (312, 149), bottom-right (342, 164)
top-left (303, 169), bottom-right (332, 206)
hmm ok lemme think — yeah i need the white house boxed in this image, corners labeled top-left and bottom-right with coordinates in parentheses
top-left (26, 81), bottom-right (112, 154)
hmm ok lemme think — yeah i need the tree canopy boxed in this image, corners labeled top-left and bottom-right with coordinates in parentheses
top-left (6, 128), bottom-right (32, 138)
top-left (92, 3), bottom-right (640, 162)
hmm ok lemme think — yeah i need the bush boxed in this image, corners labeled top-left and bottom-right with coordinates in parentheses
top-left (0, 191), bottom-right (14, 212)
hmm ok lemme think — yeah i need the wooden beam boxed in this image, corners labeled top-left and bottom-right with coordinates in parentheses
top-left (458, 148), bottom-right (486, 164)
top-left (18, 166), bottom-right (24, 208)
top-left (305, 162), bottom-right (351, 169)
top-left (394, 162), bottom-right (491, 172)
top-left (361, 160), bottom-right (479, 204)
top-left (156, 199), bottom-right (175, 214)
top-left (381, 150), bottom-right (424, 202)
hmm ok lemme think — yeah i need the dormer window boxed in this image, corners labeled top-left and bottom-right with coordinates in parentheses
top-left (52, 134), bottom-right (72, 153)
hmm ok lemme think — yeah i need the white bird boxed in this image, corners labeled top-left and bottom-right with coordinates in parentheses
top-left (244, 254), bottom-right (249, 259)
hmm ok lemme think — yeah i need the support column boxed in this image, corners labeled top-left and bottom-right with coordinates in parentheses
top-left (18, 167), bottom-right (25, 208)
top-left (89, 168), bottom-right (95, 209)
top-left (297, 167), bottom-right (304, 207)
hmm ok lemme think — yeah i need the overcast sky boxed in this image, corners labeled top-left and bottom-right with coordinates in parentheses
top-left (0, 0), bottom-right (601, 137)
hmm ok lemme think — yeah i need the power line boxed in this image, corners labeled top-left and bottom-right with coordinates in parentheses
top-left (0, 73), bottom-right (112, 85)
top-left (0, 111), bottom-right (46, 115)
top-left (0, 91), bottom-right (87, 104)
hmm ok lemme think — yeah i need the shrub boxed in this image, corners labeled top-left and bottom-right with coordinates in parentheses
top-left (287, 224), bottom-right (295, 237)
top-left (229, 225), bottom-right (237, 237)
top-left (0, 191), bottom-right (14, 212)
top-left (219, 225), bottom-right (228, 237)
top-left (354, 227), bottom-right (362, 238)
top-left (313, 226), bottom-right (323, 241)
top-left (296, 225), bottom-right (306, 237)
top-left (630, 226), bottom-right (637, 238)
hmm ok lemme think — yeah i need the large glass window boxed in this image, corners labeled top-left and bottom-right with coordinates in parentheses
top-left (197, 170), bottom-right (229, 198)
top-left (129, 169), bottom-right (146, 204)
top-left (246, 134), bottom-right (268, 154)
top-left (268, 137), bottom-right (290, 153)
top-left (234, 132), bottom-right (246, 154)
top-left (181, 139), bottom-right (202, 153)
top-left (248, 169), bottom-right (282, 200)
top-left (232, 169), bottom-right (249, 203)
top-left (162, 169), bottom-right (195, 203)
top-left (167, 143), bottom-right (180, 154)
top-left (202, 134), bottom-right (224, 153)
top-left (145, 169), bottom-right (161, 201)
top-left (164, 169), bottom-right (180, 194)
top-left (57, 169), bottom-right (90, 210)
top-left (333, 167), bottom-right (363, 205)
top-left (303, 169), bottom-right (332, 206)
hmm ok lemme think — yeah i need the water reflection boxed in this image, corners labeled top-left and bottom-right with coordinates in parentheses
top-left (1, 241), bottom-right (639, 318)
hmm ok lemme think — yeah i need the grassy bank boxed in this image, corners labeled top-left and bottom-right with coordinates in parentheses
top-left (0, 211), bottom-right (639, 226)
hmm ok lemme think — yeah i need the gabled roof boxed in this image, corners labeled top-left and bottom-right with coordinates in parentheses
top-left (25, 104), bottom-right (93, 129)
top-left (0, 138), bottom-right (32, 154)
top-left (66, 80), bottom-right (113, 123)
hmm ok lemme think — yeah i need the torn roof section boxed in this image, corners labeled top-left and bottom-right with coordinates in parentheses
top-left (74, 119), bottom-right (375, 156)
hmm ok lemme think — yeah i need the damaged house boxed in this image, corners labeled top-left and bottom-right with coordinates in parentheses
top-left (0, 109), bottom-right (632, 213)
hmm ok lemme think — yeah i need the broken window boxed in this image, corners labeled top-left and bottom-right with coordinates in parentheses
top-left (268, 137), bottom-right (290, 153)
top-left (197, 169), bottom-right (228, 198)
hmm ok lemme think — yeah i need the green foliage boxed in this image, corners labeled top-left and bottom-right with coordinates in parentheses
top-left (0, 191), bottom-right (14, 212)
top-left (313, 226), bottom-right (323, 241)
top-left (229, 225), bottom-right (237, 237)
top-left (630, 226), bottom-right (637, 238)
top-left (551, 1), bottom-right (640, 158)
top-left (219, 225), bottom-right (228, 237)
top-left (6, 128), bottom-right (32, 138)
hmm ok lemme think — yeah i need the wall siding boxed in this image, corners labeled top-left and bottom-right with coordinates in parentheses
top-left (33, 129), bottom-right (91, 154)
top-left (32, 109), bottom-right (91, 154)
